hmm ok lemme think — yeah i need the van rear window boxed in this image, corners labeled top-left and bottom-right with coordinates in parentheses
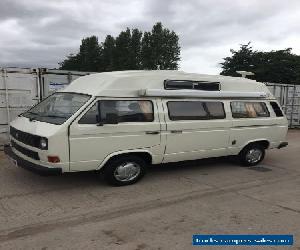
top-left (231, 102), bottom-right (269, 118)
top-left (270, 102), bottom-right (284, 117)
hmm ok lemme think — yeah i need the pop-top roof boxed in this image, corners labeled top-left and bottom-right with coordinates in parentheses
top-left (61, 70), bottom-right (274, 99)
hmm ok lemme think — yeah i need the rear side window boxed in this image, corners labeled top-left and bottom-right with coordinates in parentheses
top-left (79, 100), bottom-right (154, 124)
top-left (231, 102), bottom-right (269, 118)
top-left (270, 102), bottom-right (284, 117)
top-left (167, 101), bottom-right (225, 120)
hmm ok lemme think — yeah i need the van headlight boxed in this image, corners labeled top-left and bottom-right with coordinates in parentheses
top-left (39, 137), bottom-right (48, 150)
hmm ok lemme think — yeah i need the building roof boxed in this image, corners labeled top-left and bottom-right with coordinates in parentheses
top-left (62, 70), bottom-right (273, 98)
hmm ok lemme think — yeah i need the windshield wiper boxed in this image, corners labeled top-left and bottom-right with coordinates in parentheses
top-left (40, 114), bottom-right (68, 118)
top-left (26, 111), bottom-right (39, 115)
top-left (23, 111), bottom-right (40, 121)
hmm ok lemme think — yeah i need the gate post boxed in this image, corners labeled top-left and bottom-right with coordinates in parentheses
top-left (289, 85), bottom-right (296, 128)
top-left (2, 68), bottom-right (10, 138)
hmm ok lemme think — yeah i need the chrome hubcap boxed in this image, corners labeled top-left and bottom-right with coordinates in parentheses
top-left (114, 162), bottom-right (141, 182)
top-left (246, 149), bottom-right (262, 164)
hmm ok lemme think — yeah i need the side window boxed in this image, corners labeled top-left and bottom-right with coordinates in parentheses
top-left (167, 101), bottom-right (208, 120)
top-left (78, 102), bottom-right (99, 124)
top-left (231, 102), bottom-right (270, 118)
top-left (167, 101), bottom-right (226, 121)
top-left (79, 100), bottom-right (154, 124)
top-left (205, 102), bottom-right (225, 119)
top-left (100, 100), bottom-right (154, 122)
top-left (270, 102), bottom-right (284, 117)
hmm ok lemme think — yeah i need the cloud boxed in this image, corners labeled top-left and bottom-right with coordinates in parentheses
top-left (0, 0), bottom-right (300, 73)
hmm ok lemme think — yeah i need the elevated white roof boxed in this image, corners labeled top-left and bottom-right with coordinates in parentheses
top-left (62, 70), bottom-right (274, 99)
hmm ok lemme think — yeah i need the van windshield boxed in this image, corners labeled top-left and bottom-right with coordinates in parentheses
top-left (23, 92), bottom-right (91, 125)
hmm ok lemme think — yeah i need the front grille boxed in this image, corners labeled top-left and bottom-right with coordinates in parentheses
top-left (10, 126), bottom-right (41, 148)
top-left (11, 140), bottom-right (40, 160)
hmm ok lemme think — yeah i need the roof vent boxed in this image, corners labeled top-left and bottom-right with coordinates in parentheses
top-left (164, 80), bottom-right (220, 91)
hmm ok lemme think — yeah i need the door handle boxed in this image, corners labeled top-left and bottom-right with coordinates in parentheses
top-left (170, 130), bottom-right (182, 134)
top-left (145, 131), bottom-right (160, 135)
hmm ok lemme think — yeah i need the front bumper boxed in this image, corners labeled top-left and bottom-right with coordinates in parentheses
top-left (4, 144), bottom-right (62, 175)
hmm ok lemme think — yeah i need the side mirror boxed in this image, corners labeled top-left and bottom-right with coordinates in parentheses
top-left (104, 113), bottom-right (119, 124)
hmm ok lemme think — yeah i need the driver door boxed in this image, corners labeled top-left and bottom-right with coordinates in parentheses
top-left (69, 98), bottom-right (162, 171)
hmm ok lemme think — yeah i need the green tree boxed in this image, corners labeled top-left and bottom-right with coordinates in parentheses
top-left (220, 43), bottom-right (300, 84)
top-left (253, 49), bottom-right (300, 84)
top-left (58, 53), bottom-right (80, 71)
top-left (141, 22), bottom-right (180, 70)
top-left (129, 28), bottom-right (143, 69)
top-left (141, 31), bottom-right (153, 69)
top-left (59, 23), bottom-right (181, 72)
top-left (114, 28), bottom-right (132, 70)
top-left (102, 35), bottom-right (116, 72)
top-left (220, 42), bottom-right (255, 77)
top-left (60, 36), bottom-right (102, 72)
top-left (77, 36), bottom-right (102, 72)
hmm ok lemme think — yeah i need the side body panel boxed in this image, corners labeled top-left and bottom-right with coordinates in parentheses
top-left (68, 98), bottom-right (163, 171)
top-left (227, 100), bottom-right (288, 155)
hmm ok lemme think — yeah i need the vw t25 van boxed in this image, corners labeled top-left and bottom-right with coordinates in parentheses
top-left (4, 71), bottom-right (288, 186)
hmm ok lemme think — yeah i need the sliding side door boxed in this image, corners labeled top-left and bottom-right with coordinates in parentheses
top-left (162, 99), bottom-right (231, 163)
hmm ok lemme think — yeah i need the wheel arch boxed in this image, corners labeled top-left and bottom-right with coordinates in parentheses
top-left (96, 150), bottom-right (153, 171)
top-left (239, 139), bottom-right (270, 155)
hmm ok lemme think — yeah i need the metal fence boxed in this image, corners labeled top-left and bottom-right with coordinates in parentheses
top-left (266, 83), bottom-right (300, 128)
top-left (0, 67), bottom-right (93, 148)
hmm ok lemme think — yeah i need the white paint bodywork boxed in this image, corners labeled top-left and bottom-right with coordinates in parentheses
top-left (8, 71), bottom-right (288, 172)
top-left (61, 70), bottom-right (272, 97)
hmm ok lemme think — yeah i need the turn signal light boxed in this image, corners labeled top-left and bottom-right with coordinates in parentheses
top-left (48, 156), bottom-right (60, 163)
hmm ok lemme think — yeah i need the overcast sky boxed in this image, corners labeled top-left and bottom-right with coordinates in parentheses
top-left (1, 0), bottom-right (300, 74)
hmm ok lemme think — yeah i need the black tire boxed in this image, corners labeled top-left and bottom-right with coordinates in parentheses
top-left (103, 155), bottom-right (147, 186)
top-left (239, 143), bottom-right (265, 166)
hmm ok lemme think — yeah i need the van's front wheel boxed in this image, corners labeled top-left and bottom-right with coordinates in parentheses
top-left (239, 143), bottom-right (265, 166)
top-left (104, 156), bottom-right (146, 186)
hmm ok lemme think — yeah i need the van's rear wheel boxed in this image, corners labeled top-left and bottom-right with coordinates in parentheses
top-left (239, 143), bottom-right (265, 166)
top-left (104, 156), bottom-right (146, 186)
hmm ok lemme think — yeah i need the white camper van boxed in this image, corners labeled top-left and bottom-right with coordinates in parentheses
top-left (4, 71), bottom-right (288, 186)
